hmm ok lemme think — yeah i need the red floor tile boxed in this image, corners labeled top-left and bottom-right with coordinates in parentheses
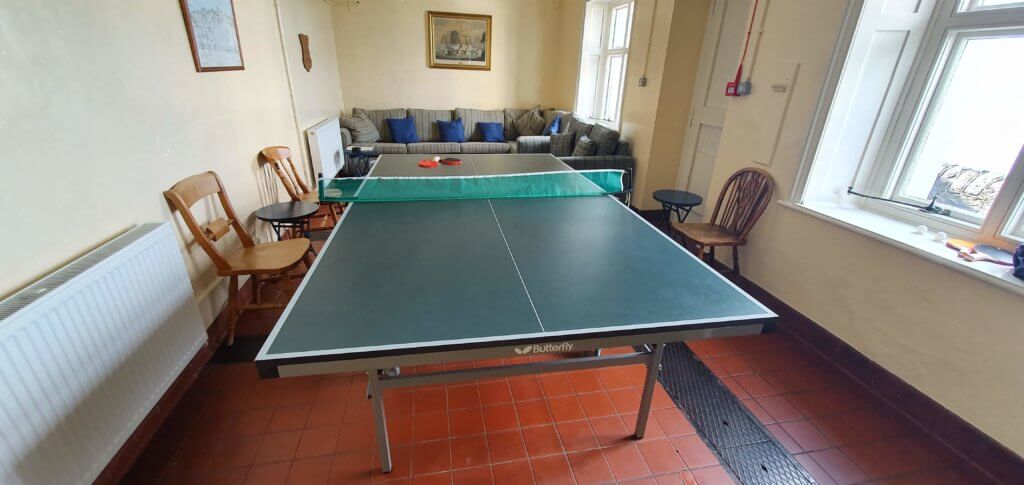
top-left (486, 430), bottom-right (527, 463)
top-left (482, 403), bottom-right (519, 432)
top-left (253, 430), bottom-right (302, 464)
top-left (414, 388), bottom-right (446, 415)
top-left (450, 435), bottom-right (490, 469)
top-left (652, 408), bottom-right (696, 437)
top-left (245, 461), bottom-right (291, 485)
top-left (491, 460), bottom-right (533, 485)
top-left (538, 373), bottom-right (574, 397)
top-left (578, 391), bottom-right (617, 418)
top-left (636, 438), bottom-right (685, 475)
top-left (446, 384), bottom-right (481, 410)
top-left (448, 407), bottom-right (485, 437)
top-left (602, 442), bottom-right (652, 481)
top-left (809, 448), bottom-right (868, 485)
top-left (515, 399), bottom-right (553, 427)
top-left (285, 455), bottom-right (332, 485)
top-left (608, 387), bottom-right (642, 414)
top-left (530, 454), bottom-right (575, 484)
top-left (522, 424), bottom-right (563, 457)
top-left (452, 465), bottom-right (492, 484)
top-left (779, 419), bottom-right (832, 452)
top-left (555, 420), bottom-right (599, 452)
top-left (295, 426), bottom-right (340, 458)
top-left (567, 370), bottom-right (603, 393)
top-left (412, 412), bottom-right (449, 442)
top-left (547, 395), bottom-right (586, 423)
top-left (478, 381), bottom-right (513, 406)
top-left (509, 377), bottom-right (545, 401)
top-left (410, 440), bottom-right (451, 476)
top-left (688, 465), bottom-right (733, 484)
top-left (566, 450), bottom-right (613, 484)
top-left (670, 435), bottom-right (718, 470)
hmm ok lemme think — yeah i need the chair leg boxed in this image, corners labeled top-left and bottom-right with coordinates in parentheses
top-left (227, 275), bottom-right (239, 346)
top-left (329, 203), bottom-right (339, 223)
top-left (732, 246), bottom-right (740, 276)
top-left (708, 246), bottom-right (716, 265)
top-left (303, 249), bottom-right (316, 271)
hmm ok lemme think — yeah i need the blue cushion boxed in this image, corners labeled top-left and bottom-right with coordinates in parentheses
top-left (386, 116), bottom-right (419, 143)
top-left (547, 116), bottom-right (562, 135)
top-left (478, 122), bottom-right (505, 142)
top-left (437, 118), bottom-right (466, 143)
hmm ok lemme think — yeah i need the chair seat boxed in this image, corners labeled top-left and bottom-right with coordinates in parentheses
top-left (299, 191), bottom-right (320, 203)
top-left (221, 238), bottom-right (311, 275)
top-left (672, 222), bottom-right (745, 246)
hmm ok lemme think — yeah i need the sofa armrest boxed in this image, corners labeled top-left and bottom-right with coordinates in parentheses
top-left (340, 127), bottom-right (353, 149)
top-left (516, 136), bottom-right (550, 154)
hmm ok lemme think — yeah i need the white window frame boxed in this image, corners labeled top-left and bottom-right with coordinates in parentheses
top-left (796, 0), bottom-right (1024, 247)
top-left (574, 0), bottom-right (634, 128)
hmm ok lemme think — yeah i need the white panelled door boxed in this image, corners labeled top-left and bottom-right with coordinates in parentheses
top-left (675, 0), bottom-right (753, 219)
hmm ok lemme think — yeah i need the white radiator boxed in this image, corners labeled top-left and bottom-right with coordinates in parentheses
top-left (307, 117), bottom-right (345, 179)
top-left (0, 222), bottom-right (206, 484)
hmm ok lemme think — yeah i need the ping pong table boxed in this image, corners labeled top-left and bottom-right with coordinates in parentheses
top-left (255, 153), bottom-right (775, 472)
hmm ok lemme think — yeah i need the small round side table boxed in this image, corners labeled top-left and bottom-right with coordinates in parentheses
top-left (652, 189), bottom-right (703, 233)
top-left (255, 201), bottom-right (320, 241)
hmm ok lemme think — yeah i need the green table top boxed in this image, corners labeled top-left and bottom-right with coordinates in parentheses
top-left (257, 154), bottom-right (773, 365)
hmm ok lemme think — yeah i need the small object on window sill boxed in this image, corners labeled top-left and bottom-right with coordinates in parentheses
top-left (913, 224), bottom-right (928, 235)
top-left (964, 245), bottom-right (1014, 266)
top-left (932, 231), bottom-right (948, 243)
top-left (1013, 245), bottom-right (1023, 280)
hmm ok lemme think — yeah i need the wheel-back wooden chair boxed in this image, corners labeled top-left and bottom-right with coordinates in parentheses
top-left (260, 146), bottom-right (341, 227)
top-left (164, 171), bottom-right (314, 344)
top-left (673, 168), bottom-right (774, 276)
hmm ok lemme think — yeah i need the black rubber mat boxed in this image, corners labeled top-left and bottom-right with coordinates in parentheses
top-left (654, 342), bottom-right (813, 484)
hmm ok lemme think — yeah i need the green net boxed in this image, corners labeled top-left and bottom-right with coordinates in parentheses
top-left (318, 169), bottom-right (626, 203)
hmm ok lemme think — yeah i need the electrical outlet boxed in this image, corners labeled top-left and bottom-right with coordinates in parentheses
top-left (638, 76), bottom-right (648, 87)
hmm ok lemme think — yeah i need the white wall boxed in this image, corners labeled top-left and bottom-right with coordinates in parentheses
top-left (0, 0), bottom-right (325, 325)
top-left (697, 0), bottom-right (1024, 455)
top-left (331, 0), bottom-right (580, 110)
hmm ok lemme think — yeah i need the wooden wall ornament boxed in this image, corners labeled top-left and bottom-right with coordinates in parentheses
top-left (299, 34), bottom-right (312, 72)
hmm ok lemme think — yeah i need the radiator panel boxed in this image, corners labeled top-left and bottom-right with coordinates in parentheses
top-left (0, 222), bottom-right (206, 484)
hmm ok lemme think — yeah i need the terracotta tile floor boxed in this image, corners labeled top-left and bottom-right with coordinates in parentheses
top-left (121, 215), bottom-right (993, 484)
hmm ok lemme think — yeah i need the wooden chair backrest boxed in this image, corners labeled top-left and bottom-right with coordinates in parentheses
top-left (163, 171), bottom-right (254, 274)
top-left (261, 146), bottom-right (312, 202)
top-left (708, 168), bottom-right (775, 240)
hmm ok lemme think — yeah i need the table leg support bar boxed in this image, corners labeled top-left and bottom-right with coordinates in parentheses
top-left (368, 370), bottom-right (392, 473)
top-left (634, 343), bottom-right (665, 439)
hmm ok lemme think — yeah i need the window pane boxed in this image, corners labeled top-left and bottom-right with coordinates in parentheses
top-left (576, 54), bottom-right (601, 118)
top-left (962, 0), bottom-right (1024, 11)
top-left (898, 35), bottom-right (1024, 219)
top-left (602, 54), bottom-right (626, 122)
top-left (609, 4), bottom-right (632, 49)
top-left (582, 3), bottom-right (605, 51)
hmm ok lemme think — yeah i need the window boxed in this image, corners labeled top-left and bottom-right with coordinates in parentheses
top-left (575, 0), bottom-right (634, 126)
top-left (798, 0), bottom-right (1024, 248)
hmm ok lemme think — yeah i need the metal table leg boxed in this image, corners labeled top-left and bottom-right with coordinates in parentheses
top-left (368, 370), bottom-right (392, 473)
top-left (634, 343), bottom-right (665, 439)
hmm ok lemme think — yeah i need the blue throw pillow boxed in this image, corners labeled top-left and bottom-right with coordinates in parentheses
top-left (386, 116), bottom-right (419, 143)
top-left (547, 116), bottom-right (562, 135)
top-left (437, 118), bottom-right (466, 142)
top-left (478, 122), bottom-right (505, 142)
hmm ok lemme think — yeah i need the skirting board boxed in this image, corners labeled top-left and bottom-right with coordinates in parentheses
top-left (710, 260), bottom-right (1023, 484)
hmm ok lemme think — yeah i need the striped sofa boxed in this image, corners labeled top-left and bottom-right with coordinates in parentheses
top-left (339, 107), bottom-right (635, 177)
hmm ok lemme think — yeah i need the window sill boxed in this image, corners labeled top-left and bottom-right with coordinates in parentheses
top-left (778, 200), bottom-right (1024, 297)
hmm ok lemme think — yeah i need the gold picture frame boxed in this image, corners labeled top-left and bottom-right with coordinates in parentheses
top-left (427, 11), bottom-right (492, 71)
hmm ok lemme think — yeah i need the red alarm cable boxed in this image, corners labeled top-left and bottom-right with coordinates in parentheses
top-left (726, 0), bottom-right (759, 96)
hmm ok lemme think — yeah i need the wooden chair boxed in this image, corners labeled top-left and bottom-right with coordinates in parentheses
top-left (260, 146), bottom-right (341, 227)
top-left (164, 171), bottom-right (314, 345)
top-left (672, 168), bottom-right (774, 276)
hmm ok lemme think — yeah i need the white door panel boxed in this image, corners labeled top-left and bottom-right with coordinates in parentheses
top-left (676, 0), bottom-right (752, 217)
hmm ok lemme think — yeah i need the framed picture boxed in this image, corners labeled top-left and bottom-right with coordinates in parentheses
top-left (179, 0), bottom-right (245, 72)
top-left (427, 11), bottom-right (492, 71)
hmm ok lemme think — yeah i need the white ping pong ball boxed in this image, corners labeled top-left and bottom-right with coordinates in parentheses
top-left (913, 225), bottom-right (928, 235)
top-left (433, 156), bottom-right (441, 162)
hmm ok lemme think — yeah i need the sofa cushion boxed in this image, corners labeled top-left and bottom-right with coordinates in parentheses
top-left (478, 122), bottom-right (505, 142)
top-left (572, 135), bottom-right (597, 157)
top-left (407, 142), bottom-right (461, 154)
top-left (504, 108), bottom-right (531, 140)
top-left (589, 123), bottom-right (620, 155)
top-left (340, 114), bottom-right (380, 143)
top-left (353, 108), bottom-right (407, 142)
top-left (565, 116), bottom-right (594, 143)
top-left (549, 132), bottom-right (575, 157)
top-left (437, 118), bottom-right (466, 143)
top-left (386, 116), bottom-right (419, 143)
top-left (543, 109), bottom-right (572, 134)
top-left (365, 142), bottom-right (408, 154)
top-left (461, 142), bottom-right (512, 154)
top-left (408, 108), bottom-right (452, 142)
top-left (516, 136), bottom-right (550, 154)
top-left (516, 108), bottom-right (547, 137)
top-left (455, 108), bottom-right (504, 141)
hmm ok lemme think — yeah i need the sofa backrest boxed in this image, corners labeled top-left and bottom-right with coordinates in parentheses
top-left (408, 109), bottom-right (452, 142)
top-left (456, 108), bottom-right (504, 141)
top-left (353, 108), bottom-right (407, 143)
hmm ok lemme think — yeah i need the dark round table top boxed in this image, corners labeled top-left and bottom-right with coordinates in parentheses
top-left (255, 201), bottom-right (319, 222)
top-left (653, 189), bottom-right (703, 208)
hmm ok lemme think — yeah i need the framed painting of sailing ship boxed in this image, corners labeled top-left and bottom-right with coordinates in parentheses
top-left (179, 0), bottom-right (245, 72)
top-left (427, 11), bottom-right (491, 71)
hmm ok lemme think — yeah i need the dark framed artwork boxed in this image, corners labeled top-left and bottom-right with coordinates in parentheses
top-left (427, 11), bottom-right (492, 71)
top-left (179, 0), bottom-right (245, 72)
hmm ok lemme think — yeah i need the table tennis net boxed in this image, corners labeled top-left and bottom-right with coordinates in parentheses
top-left (317, 169), bottom-right (626, 203)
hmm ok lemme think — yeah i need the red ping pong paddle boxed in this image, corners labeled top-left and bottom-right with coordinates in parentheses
top-left (418, 160), bottom-right (439, 168)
